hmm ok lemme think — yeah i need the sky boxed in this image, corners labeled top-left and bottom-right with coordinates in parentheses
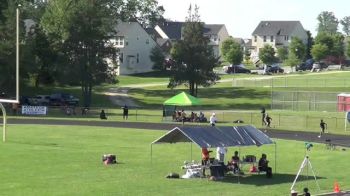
top-left (157, 0), bottom-right (349, 38)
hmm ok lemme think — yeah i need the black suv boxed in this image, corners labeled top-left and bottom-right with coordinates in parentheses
top-left (50, 93), bottom-right (79, 106)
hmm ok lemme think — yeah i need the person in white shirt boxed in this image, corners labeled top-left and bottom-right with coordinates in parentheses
top-left (216, 146), bottom-right (227, 162)
top-left (210, 113), bottom-right (217, 126)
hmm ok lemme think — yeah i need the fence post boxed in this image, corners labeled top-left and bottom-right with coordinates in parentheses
top-left (335, 117), bottom-right (338, 129)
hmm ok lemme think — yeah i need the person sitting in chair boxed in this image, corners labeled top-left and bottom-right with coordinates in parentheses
top-left (228, 151), bottom-right (240, 174)
top-left (258, 153), bottom-right (272, 178)
top-left (99, 109), bottom-right (107, 120)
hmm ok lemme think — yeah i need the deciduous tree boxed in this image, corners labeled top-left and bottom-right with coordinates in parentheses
top-left (221, 38), bottom-right (243, 65)
top-left (340, 16), bottom-right (350, 36)
top-left (311, 43), bottom-right (328, 61)
top-left (289, 37), bottom-right (306, 61)
top-left (277, 47), bottom-right (288, 62)
top-left (317, 11), bottom-right (339, 35)
top-left (259, 45), bottom-right (276, 65)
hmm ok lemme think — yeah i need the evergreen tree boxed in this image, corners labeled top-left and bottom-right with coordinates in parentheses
top-left (169, 5), bottom-right (219, 96)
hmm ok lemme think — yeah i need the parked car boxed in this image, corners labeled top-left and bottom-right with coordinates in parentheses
top-left (225, 64), bottom-right (251, 74)
top-left (266, 64), bottom-right (284, 74)
top-left (50, 93), bottom-right (79, 106)
top-left (30, 95), bottom-right (51, 105)
top-left (296, 59), bottom-right (314, 71)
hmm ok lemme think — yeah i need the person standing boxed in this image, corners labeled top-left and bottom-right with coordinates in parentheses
top-left (261, 107), bottom-right (266, 126)
top-left (210, 113), bottom-right (217, 126)
top-left (265, 114), bottom-right (272, 128)
top-left (216, 146), bottom-right (227, 162)
top-left (201, 148), bottom-right (212, 176)
top-left (122, 105), bottom-right (129, 120)
top-left (319, 119), bottom-right (327, 137)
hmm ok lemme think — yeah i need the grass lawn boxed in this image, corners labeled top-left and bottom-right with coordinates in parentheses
top-left (1, 125), bottom-right (349, 195)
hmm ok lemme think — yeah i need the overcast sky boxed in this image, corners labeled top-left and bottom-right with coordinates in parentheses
top-left (157, 0), bottom-right (349, 38)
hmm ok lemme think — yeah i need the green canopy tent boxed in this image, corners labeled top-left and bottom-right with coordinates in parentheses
top-left (163, 92), bottom-right (201, 106)
top-left (162, 92), bottom-right (201, 119)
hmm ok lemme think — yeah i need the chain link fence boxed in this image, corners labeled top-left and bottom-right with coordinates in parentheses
top-left (271, 91), bottom-right (342, 112)
top-left (3, 104), bottom-right (350, 133)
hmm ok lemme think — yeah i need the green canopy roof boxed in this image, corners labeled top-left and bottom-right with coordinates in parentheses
top-left (163, 92), bottom-right (201, 106)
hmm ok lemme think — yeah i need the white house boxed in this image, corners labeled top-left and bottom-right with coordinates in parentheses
top-left (251, 21), bottom-right (308, 61)
top-left (112, 21), bottom-right (158, 75)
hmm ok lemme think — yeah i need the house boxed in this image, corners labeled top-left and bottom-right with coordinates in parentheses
top-left (154, 21), bottom-right (230, 59)
top-left (251, 21), bottom-right (308, 61)
top-left (111, 21), bottom-right (159, 75)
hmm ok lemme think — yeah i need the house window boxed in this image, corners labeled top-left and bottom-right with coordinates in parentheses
top-left (263, 36), bottom-right (267, 42)
top-left (285, 36), bottom-right (289, 41)
top-left (270, 36), bottom-right (274, 42)
top-left (254, 36), bottom-right (257, 42)
top-left (146, 39), bottom-right (149, 44)
top-left (137, 53), bottom-right (139, 63)
top-left (115, 36), bottom-right (124, 47)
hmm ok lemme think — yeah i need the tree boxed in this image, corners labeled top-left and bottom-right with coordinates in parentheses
top-left (0, 1), bottom-right (27, 94)
top-left (277, 47), bottom-right (288, 62)
top-left (283, 52), bottom-right (301, 68)
top-left (311, 43), bottom-right (328, 61)
top-left (347, 39), bottom-right (350, 58)
top-left (314, 32), bottom-right (345, 64)
top-left (169, 5), bottom-right (219, 96)
top-left (259, 45), bottom-right (276, 65)
top-left (221, 38), bottom-right (243, 65)
top-left (41, 0), bottom-right (118, 107)
top-left (150, 46), bottom-right (166, 71)
top-left (289, 37), bottom-right (306, 61)
top-left (118, 0), bottom-right (164, 27)
top-left (340, 16), bottom-right (350, 36)
top-left (316, 11), bottom-right (339, 35)
top-left (305, 30), bottom-right (314, 59)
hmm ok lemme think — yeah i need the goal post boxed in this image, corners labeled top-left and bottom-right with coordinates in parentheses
top-left (0, 6), bottom-right (20, 142)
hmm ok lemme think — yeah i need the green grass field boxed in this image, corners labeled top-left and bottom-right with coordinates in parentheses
top-left (1, 125), bottom-right (349, 195)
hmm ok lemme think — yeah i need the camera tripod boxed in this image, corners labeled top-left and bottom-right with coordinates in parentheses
top-left (291, 156), bottom-right (320, 191)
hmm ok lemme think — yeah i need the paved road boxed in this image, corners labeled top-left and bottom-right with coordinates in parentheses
top-left (5, 118), bottom-right (350, 148)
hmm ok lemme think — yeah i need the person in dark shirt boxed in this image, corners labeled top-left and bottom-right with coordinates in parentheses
top-left (261, 107), bottom-right (266, 126)
top-left (319, 119), bottom-right (327, 137)
top-left (100, 110), bottom-right (107, 120)
top-left (229, 151), bottom-right (240, 173)
top-left (122, 105), bottom-right (129, 120)
top-left (258, 153), bottom-right (272, 178)
top-left (303, 187), bottom-right (311, 196)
